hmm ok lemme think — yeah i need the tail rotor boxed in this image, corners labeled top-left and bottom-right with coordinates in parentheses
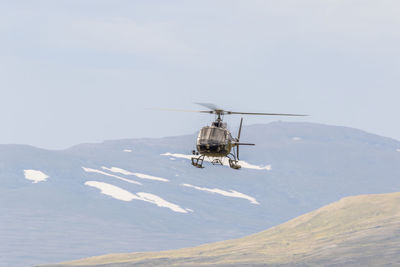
top-left (237, 117), bottom-right (243, 160)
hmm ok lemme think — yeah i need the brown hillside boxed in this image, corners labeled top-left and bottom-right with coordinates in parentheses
top-left (47, 192), bottom-right (400, 266)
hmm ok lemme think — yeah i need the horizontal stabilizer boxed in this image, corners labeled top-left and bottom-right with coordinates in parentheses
top-left (235, 143), bottom-right (255, 146)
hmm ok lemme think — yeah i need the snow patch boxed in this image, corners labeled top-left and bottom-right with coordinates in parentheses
top-left (123, 149), bottom-right (132, 152)
top-left (161, 153), bottom-right (192, 160)
top-left (136, 192), bottom-right (188, 213)
top-left (292, 137), bottom-right (302, 141)
top-left (161, 152), bottom-right (271, 171)
top-left (239, 161), bottom-right (272, 171)
top-left (85, 181), bottom-right (136, 201)
top-left (24, 170), bottom-right (49, 183)
top-left (82, 167), bottom-right (142, 185)
top-left (85, 181), bottom-right (188, 213)
top-left (102, 167), bottom-right (169, 182)
top-left (132, 173), bottom-right (168, 182)
top-left (181, 183), bottom-right (259, 205)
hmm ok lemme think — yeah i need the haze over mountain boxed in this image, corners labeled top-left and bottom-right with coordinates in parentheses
top-left (48, 191), bottom-right (400, 266)
top-left (1, 122), bottom-right (400, 266)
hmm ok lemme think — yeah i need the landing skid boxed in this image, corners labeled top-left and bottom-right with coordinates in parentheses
top-left (227, 153), bottom-right (241, 169)
top-left (191, 153), bottom-right (241, 170)
top-left (191, 155), bottom-right (205, 168)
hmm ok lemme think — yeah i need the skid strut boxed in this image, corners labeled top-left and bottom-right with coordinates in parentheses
top-left (191, 154), bottom-right (205, 168)
top-left (227, 153), bottom-right (241, 169)
top-left (228, 159), bottom-right (241, 169)
top-left (211, 158), bottom-right (223, 165)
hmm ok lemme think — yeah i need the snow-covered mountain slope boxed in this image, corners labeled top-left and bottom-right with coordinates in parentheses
top-left (1, 122), bottom-right (400, 267)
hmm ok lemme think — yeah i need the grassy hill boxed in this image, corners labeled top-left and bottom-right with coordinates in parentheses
top-left (47, 192), bottom-right (400, 266)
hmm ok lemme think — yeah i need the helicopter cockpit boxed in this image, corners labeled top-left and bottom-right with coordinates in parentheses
top-left (196, 126), bottom-right (231, 156)
top-left (211, 121), bottom-right (227, 128)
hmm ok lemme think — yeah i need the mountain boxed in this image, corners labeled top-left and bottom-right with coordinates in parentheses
top-left (1, 122), bottom-right (400, 266)
top-left (47, 191), bottom-right (400, 266)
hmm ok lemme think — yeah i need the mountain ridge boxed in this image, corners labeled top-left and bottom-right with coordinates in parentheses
top-left (3, 121), bottom-right (399, 151)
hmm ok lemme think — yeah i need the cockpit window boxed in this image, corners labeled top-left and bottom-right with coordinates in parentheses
top-left (198, 127), bottom-right (226, 143)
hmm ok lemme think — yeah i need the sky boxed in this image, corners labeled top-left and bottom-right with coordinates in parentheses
top-left (1, 0), bottom-right (399, 149)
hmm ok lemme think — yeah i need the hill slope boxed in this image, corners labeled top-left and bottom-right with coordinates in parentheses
top-left (2, 122), bottom-right (400, 266)
top-left (53, 192), bottom-right (400, 266)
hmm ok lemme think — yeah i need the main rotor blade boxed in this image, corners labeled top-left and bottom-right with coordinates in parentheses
top-left (194, 102), bottom-right (220, 111)
top-left (153, 106), bottom-right (307, 116)
top-left (237, 117), bottom-right (243, 160)
top-left (227, 111), bottom-right (308, 116)
top-left (152, 108), bottom-right (213, 114)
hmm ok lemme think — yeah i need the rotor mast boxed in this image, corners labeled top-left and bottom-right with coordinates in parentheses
top-left (215, 109), bottom-right (224, 123)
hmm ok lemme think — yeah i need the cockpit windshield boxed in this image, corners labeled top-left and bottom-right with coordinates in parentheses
top-left (198, 127), bottom-right (226, 144)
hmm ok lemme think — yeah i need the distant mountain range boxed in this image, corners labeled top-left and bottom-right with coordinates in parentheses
top-left (47, 191), bottom-right (400, 266)
top-left (1, 122), bottom-right (400, 266)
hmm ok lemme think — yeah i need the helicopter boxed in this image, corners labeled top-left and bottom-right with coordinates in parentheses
top-left (162, 103), bottom-right (306, 169)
